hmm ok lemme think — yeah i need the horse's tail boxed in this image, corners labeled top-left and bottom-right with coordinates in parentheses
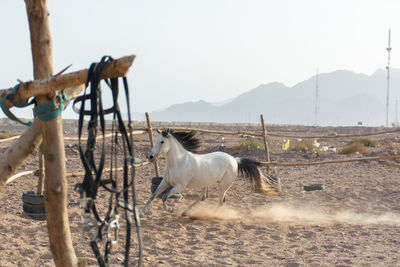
top-left (236, 157), bottom-right (274, 194)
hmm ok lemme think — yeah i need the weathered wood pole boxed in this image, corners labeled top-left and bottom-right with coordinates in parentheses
top-left (36, 151), bottom-right (44, 194)
top-left (0, 120), bottom-right (43, 192)
top-left (25, 0), bottom-right (78, 266)
top-left (260, 114), bottom-right (271, 173)
top-left (145, 112), bottom-right (161, 177)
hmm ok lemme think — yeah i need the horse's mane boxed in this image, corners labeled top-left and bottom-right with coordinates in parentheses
top-left (163, 130), bottom-right (201, 153)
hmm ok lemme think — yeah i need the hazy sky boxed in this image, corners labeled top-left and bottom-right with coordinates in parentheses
top-left (1, 0), bottom-right (399, 119)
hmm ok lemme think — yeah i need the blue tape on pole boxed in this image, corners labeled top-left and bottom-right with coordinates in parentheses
top-left (34, 92), bottom-right (69, 121)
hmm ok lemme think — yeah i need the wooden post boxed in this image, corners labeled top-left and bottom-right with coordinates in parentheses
top-left (25, 1), bottom-right (78, 266)
top-left (145, 112), bottom-right (161, 177)
top-left (260, 114), bottom-right (271, 173)
top-left (36, 151), bottom-right (44, 194)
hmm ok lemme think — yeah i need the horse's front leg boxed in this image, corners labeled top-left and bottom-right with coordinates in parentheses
top-left (140, 178), bottom-right (171, 216)
top-left (181, 187), bottom-right (209, 216)
top-left (162, 184), bottom-right (184, 213)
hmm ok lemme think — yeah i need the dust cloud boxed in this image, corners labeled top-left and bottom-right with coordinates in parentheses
top-left (186, 203), bottom-right (400, 225)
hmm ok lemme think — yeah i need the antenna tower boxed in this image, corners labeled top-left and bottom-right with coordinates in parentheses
top-left (314, 68), bottom-right (319, 125)
top-left (386, 28), bottom-right (392, 127)
top-left (396, 99), bottom-right (399, 126)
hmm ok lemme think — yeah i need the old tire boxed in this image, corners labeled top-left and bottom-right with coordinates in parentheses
top-left (303, 184), bottom-right (324, 191)
top-left (22, 191), bottom-right (44, 205)
top-left (150, 177), bottom-right (183, 199)
top-left (22, 191), bottom-right (46, 221)
top-left (23, 203), bottom-right (45, 214)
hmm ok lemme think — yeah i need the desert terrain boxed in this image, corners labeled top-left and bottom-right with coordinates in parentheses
top-left (1, 123), bottom-right (400, 266)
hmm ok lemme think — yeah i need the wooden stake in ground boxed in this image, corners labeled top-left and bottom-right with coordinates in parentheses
top-left (36, 151), bottom-right (44, 195)
top-left (146, 112), bottom-right (161, 177)
top-left (260, 114), bottom-right (271, 173)
top-left (25, 0), bottom-right (78, 266)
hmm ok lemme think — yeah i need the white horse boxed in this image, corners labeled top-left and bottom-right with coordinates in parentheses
top-left (140, 129), bottom-right (272, 216)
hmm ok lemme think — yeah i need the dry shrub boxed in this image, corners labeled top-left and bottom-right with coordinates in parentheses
top-left (338, 143), bottom-right (370, 155)
top-left (288, 141), bottom-right (319, 152)
top-left (0, 133), bottom-right (10, 139)
top-left (381, 139), bottom-right (395, 149)
top-left (347, 138), bottom-right (379, 147)
top-left (133, 137), bottom-right (142, 142)
top-left (231, 138), bottom-right (264, 150)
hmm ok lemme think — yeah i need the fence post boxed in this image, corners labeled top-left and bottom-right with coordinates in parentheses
top-left (145, 112), bottom-right (161, 177)
top-left (260, 114), bottom-right (271, 173)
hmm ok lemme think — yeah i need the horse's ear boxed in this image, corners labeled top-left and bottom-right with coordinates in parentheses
top-left (167, 128), bottom-right (171, 133)
top-left (161, 129), bottom-right (169, 137)
top-left (156, 128), bottom-right (161, 133)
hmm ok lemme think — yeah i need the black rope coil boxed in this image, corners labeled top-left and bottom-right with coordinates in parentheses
top-left (73, 56), bottom-right (142, 267)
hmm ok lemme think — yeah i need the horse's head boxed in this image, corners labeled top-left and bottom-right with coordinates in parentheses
top-left (147, 128), bottom-right (172, 162)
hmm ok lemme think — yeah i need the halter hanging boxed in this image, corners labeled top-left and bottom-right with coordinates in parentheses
top-left (73, 56), bottom-right (142, 267)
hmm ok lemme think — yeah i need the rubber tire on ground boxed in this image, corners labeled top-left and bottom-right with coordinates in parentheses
top-left (22, 191), bottom-right (46, 221)
top-left (150, 177), bottom-right (183, 199)
top-left (22, 191), bottom-right (44, 205)
top-left (151, 177), bottom-right (163, 187)
top-left (303, 184), bottom-right (324, 191)
top-left (23, 203), bottom-right (45, 214)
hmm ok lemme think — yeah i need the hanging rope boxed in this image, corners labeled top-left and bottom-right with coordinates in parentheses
top-left (0, 84), bottom-right (33, 126)
top-left (73, 56), bottom-right (142, 267)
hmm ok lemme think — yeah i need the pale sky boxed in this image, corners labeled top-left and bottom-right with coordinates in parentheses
top-left (1, 0), bottom-right (399, 119)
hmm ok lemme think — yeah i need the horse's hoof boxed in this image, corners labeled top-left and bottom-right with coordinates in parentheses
top-left (168, 207), bottom-right (174, 213)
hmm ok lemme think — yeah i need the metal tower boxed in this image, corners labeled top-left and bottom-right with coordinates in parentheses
top-left (396, 99), bottom-right (399, 126)
top-left (314, 68), bottom-right (319, 125)
top-left (386, 28), bottom-right (392, 127)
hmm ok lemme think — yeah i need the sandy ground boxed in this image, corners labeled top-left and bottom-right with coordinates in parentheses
top-left (1, 124), bottom-right (400, 266)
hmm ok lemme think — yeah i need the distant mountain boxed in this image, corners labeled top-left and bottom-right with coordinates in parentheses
top-left (211, 98), bottom-right (234, 106)
top-left (149, 68), bottom-right (400, 126)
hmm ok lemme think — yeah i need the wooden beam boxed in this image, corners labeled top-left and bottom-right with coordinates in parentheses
top-left (164, 127), bottom-right (264, 137)
top-left (261, 155), bottom-right (400, 167)
top-left (0, 116), bottom-right (43, 192)
top-left (265, 128), bottom-right (400, 139)
top-left (0, 135), bottom-right (20, 143)
top-left (6, 162), bottom-right (152, 185)
top-left (0, 55), bottom-right (135, 109)
top-left (0, 130), bottom-right (148, 144)
top-left (6, 170), bottom-right (37, 185)
top-left (378, 160), bottom-right (400, 168)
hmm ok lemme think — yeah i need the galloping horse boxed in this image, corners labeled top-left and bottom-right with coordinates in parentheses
top-left (140, 129), bottom-right (272, 216)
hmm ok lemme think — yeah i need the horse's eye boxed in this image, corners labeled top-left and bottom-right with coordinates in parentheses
top-left (161, 141), bottom-right (164, 144)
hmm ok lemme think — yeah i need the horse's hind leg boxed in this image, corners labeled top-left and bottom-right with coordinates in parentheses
top-left (218, 174), bottom-right (235, 206)
top-left (181, 187), bottom-right (208, 216)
